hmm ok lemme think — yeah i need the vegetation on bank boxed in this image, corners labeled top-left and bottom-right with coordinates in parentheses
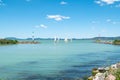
top-left (0, 39), bottom-right (18, 44)
top-left (114, 69), bottom-right (120, 80)
top-left (113, 40), bottom-right (120, 45)
top-left (0, 39), bottom-right (40, 45)
top-left (95, 39), bottom-right (120, 45)
top-left (88, 63), bottom-right (120, 80)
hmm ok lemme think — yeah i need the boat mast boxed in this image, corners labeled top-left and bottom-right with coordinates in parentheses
top-left (32, 32), bottom-right (34, 42)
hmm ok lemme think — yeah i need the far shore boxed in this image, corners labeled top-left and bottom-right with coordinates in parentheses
top-left (95, 39), bottom-right (120, 45)
top-left (0, 39), bottom-right (40, 45)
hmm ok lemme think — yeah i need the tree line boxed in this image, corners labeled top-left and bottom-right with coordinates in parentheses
top-left (0, 39), bottom-right (18, 44)
top-left (113, 40), bottom-right (120, 45)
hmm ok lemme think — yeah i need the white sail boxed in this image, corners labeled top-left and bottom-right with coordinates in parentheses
top-left (54, 37), bottom-right (57, 42)
top-left (32, 32), bottom-right (35, 42)
top-left (64, 38), bottom-right (68, 42)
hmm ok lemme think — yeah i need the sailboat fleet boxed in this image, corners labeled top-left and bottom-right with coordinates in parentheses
top-left (54, 37), bottom-right (72, 43)
top-left (32, 32), bottom-right (72, 43)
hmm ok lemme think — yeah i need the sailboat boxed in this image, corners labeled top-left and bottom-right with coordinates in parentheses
top-left (32, 32), bottom-right (35, 42)
top-left (54, 37), bottom-right (57, 42)
top-left (64, 38), bottom-right (68, 42)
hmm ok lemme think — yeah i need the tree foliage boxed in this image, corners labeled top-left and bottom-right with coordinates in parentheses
top-left (113, 40), bottom-right (120, 45)
top-left (114, 69), bottom-right (120, 80)
top-left (0, 39), bottom-right (18, 44)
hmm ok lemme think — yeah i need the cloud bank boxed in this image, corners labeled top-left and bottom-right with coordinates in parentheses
top-left (95, 0), bottom-right (120, 6)
top-left (47, 15), bottom-right (70, 21)
top-left (35, 24), bottom-right (47, 29)
top-left (60, 1), bottom-right (67, 5)
top-left (0, 0), bottom-right (5, 6)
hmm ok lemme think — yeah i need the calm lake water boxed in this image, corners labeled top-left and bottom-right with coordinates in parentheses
top-left (0, 40), bottom-right (120, 80)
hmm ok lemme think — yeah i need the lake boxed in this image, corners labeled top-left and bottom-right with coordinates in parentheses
top-left (0, 40), bottom-right (120, 80)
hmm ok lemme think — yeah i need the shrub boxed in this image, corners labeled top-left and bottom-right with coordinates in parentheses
top-left (0, 39), bottom-right (18, 44)
top-left (113, 40), bottom-right (120, 45)
top-left (114, 69), bottom-right (120, 80)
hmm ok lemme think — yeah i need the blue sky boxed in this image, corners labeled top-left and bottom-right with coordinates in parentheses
top-left (0, 0), bottom-right (120, 38)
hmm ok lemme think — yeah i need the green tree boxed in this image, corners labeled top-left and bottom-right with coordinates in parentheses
top-left (113, 40), bottom-right (120, 45)
top-left (0, 39), bottom-right (18, 45)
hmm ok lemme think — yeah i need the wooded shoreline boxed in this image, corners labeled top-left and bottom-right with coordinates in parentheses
top-left (0, 39), bottom-right (40, 45)
top-left (95, 40), bottom-right (120, 45)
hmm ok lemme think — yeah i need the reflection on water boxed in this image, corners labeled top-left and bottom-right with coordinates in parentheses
top-left (0, 40), bottom-right (120, 80)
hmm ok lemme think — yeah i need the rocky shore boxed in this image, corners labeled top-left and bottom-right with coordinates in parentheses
top-left (95, 40), bottom-right (113, 44)
top-left (88, 62), bottom-right (120, 80)
top-left (95, 39), bottom-right (120, 45)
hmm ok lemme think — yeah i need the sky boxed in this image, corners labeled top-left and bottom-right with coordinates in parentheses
top-left (0, 0), bottom-right (120, 38)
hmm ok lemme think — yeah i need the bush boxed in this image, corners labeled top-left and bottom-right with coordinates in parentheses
top-left (113, 40), bottom-right (120, 45)
top-left (92, 68), bottom-right (98, 76)
top-left (114, 69), bottom-right (120, 80)
top-left (0, 39), bottom-right (18, 45)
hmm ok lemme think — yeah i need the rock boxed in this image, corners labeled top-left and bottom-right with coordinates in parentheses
top-left (105, 74), bottom-right (116, 80)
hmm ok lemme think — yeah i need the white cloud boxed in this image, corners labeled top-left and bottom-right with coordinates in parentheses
top-left (95, 1), bottom-right (104, 6)
top-left (47, 15), bottom-right (70, 21)
top-left (106, 19), bottom-right (120, 24)
top-left (102, 0), bottom-right (120, 4)
top-left (40, 24), bottom-right (47, 28)
top-left (35, 24), bottom-right (47, 29)
top-left (0, 0), bottom-right (5, 6)
top-left (106, 19), bottom-right (111, 22)
top-left (60, 1), bottom-right (67, 5)
top-left (115, 4), bottom-right (120, 7)
top-left (95, 0), bottom-right (120, 5)
top-left (91, 21), bottom-right (100, 24)
top-left (112, 21), bottom-right (119, 24)
top-left (26, 0), bottom-right (31, 2)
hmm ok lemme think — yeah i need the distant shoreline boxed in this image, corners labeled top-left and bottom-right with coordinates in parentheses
top-left (95, 40), bottom-right (120, 45)
top-left (0, 39), bottom-right (40, 45)
top-left (2, 36), bottom-right (120, 40)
